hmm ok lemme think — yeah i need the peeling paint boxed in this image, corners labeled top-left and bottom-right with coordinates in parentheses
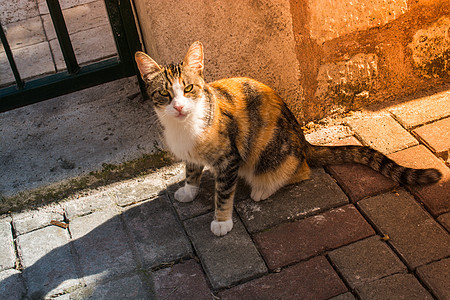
top-left (315, 53), bottom-right (378, 108)
top-left (409, 17), bottom-right (450, 78)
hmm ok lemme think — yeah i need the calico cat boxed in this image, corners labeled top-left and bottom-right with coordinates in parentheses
top-left (135, 41), bottom-right (442, 236)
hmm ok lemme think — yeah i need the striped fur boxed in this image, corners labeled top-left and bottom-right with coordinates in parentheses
top-left (135, 42), bottom-right (442, 236)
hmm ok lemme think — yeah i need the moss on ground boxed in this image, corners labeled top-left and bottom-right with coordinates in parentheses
top-left (0, 151), bottom-right (174, 214)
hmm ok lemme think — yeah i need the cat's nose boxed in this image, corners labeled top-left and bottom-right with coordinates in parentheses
top-left (173, 104), bottom-right (184, 112)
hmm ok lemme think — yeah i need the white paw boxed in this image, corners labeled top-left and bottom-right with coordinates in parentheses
top-left (251, 189), bottom-right (272, 202)
top-left (210, 219), bottom-right (233, 236)
top-left (174, 183), bottom-right (199, 203)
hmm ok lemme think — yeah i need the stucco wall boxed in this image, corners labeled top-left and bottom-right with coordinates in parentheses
top-left (133, 0), bottom-right (449, 121)
top-left (132, 0), bottom-right (304, 118)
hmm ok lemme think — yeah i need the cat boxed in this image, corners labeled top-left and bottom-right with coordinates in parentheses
top-left (134, 41), bottom-right (442, 236)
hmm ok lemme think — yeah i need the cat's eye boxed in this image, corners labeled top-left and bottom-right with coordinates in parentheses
top-left (184, 84), bottom-right (193, 93)
top-left (158, 90), bottom-right (169, 96)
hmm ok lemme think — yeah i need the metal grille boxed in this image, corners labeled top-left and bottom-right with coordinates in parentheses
top-left (0, 0), bottom-right (142, 113)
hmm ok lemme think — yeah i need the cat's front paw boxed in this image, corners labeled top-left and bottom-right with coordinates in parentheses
top-left (210, 219), bottom-right (233, 236)
top-left (251, 189), bottom-right (273, 202)
top-left (174, 184), bottom-right (199, 203)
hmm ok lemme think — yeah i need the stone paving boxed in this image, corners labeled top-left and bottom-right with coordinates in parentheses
top-left (0, 91), bottom-right (449, 299)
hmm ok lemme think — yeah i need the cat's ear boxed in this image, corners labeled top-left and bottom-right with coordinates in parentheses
top-left (135, 51), bottom-right (162, 82)
top-left (183, 41), bottom-right (204, 73)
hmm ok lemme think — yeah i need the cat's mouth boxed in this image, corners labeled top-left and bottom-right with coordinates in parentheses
top-left (175, 111), bottom-right (188, 119)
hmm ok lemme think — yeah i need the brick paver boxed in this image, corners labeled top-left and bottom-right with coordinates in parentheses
top-left (388, 90), bottom-right (450, 129)
top-left (330, 292), bottom-right (356, 300)
top-left (326, 164), bottom-right (397, 202)
top-left (328, 236), bottom-right (407, 288)
top-left (1, 90), bottom-right (449, 298)
top-left (437, 212), bottom-right (450, 231)
top-left (413, 117), bottom-right (450, 159)
top-left (358, 189), bottom-right (450, 269)
top-left (236, 168), bottom-right (348, 233)
top-left (0, 220), bottom-right (15, 271)
top-left (355, 273), bottom-right (433, 299)
top-left (184, 212), bottom-right (267, 289)
top-left (169, 170), bottom-right (216, 220)
top-left (346, 114), bottom-right (418, 154)
top-left (218, 256), bottom-right (347, 300)
top-left (153, 259), bottom-right (212, 300)
top-left (16, 226), bottom-right (80, 298)
top-left (416, 258), bottom-right (450, 300)
top-left (388, 145), bottom-right (450, 216)
top-left (69, 207), bottom-right (136, 285)
top-left (121, 196), bottom-right (192, 268)
top-left (254, 204), bottom-right (374, 270)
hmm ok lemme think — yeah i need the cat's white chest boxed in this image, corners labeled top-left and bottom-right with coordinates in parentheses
top-left (164, 126), bottom-right (197, 161)
top-left (160, 116), bottom-right (205, 162)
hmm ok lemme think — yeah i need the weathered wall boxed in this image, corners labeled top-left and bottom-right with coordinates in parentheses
top-left (293, 0), bottom-right (450, 120)
top-left (133, 0), bottom-right (449, 121)
top-left (132, 0), bottom-right (304, 118)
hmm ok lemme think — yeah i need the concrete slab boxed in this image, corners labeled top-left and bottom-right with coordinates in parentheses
top-left (0, 52), bottom-right (15, 86)
top-left (0, 0), bottom-right (39, 24)
top-left (0, 16), bottom-right (46, 52)
top-left (12, 204), bottom-right (65, 235)
top-left (346, 114), bottom-right (418, 154)
top-left (0, 269), bottom-right (27, 300)
top-left (328, 236), bottom-right (407, 288)
top-left (355, 273), bottom-right (433, 299)
top-left (42, 1), bottom-right (110, 40)
top-left (37, 0), bottom-right (99, 15)
top-left (0, 41), bottom-right (55, 85)
top-left (389, 90), bottom-right (450, 129)
top-left (113, 174), bottom-right (166, 207)
top-left (69, 207), bottom-right (136, 285)
top-left (358, 189), bottom-right (450, 269)
top-left (184, 212), bottom-right (267, 289)
top-left (0, 220), bottom-right (15, 271)
top-left (50, 24), bottom-right (117, 71)
top-left (63, 192), bottom-right (115, 220)
top-left (16, 226), bottom-right (81, 298)
top-left (235, 168), bottom-right (349, 233)
top-left (0, 77), bottom-right (160, 197)
top-left (121, 196), bottom-right (192, 268)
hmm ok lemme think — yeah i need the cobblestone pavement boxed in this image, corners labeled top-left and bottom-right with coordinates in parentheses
top-left (0, 91), bottom-right (449, 299)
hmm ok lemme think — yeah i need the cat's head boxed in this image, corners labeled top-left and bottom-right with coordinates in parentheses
top-left (135, 41), bottom-right (206, 122)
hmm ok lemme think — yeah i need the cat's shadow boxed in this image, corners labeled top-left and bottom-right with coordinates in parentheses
top-left (1, 169), bottom-right (319, 299)
top-left (1, 169), bottom-right (254, 299)
top-left (1, 181), bottom-right (215, 299)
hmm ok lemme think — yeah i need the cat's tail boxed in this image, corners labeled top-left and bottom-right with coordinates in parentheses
top-left (306, 145), bottom-right (442, 185)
